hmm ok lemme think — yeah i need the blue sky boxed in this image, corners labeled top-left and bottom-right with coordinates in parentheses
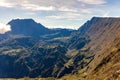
top-left (0, 0), bottom-right (120, 29)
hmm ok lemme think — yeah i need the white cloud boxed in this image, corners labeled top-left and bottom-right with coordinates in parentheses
top-left (58, 7), bottom-right (77, 12)
top-left (25, 12), bottom-right (36, 15)
top-left (21, 3), bottom-right (55, 11)
top-left (46, 13), bottom-right (83, 20)
top-left (0, 23), bottom-right (11, 34)
top-left (0, 0), bottom-right (106, 13)
top-left (68, 18), bottom-right (83, 21)
top-left (78, 0), bottom-right (106, 4)
top-left (0, 0), bottom-right (15, 8)
top-left (46, 15), bottom-right (65, 19)
top-left (80, 9), bottom-right (92, 14)
top-left (0, 0), bottom-right (55, 11)
top-left (0, 0), bottom-right (111, 29)
top-left (47, 25), bottom-right (78, 30)
top-left (65, 13), bottom-right (82, 18)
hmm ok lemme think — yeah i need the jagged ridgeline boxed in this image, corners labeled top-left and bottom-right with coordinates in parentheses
top-left (0, 17), bottom-right (120, 80)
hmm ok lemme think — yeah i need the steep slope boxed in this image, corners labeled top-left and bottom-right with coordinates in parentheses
top-left (84, 17), bottom-right (120, 80)
top-left (61, 17), bottom-right (120, 80)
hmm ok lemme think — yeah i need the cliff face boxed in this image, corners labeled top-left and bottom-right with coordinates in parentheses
top-left (79, 17), bottom-right (120, 58)
top-left (83, 17), bottom-right (120, 80)
top-left (62, 17), bottom-right (120, 80)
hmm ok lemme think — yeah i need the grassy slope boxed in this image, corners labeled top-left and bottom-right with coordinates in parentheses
top-left (60, 18), bottom-right (120, 80)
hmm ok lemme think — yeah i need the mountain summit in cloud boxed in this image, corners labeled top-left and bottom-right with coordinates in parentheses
top-left (0, 23), bottom-right (11, 34)
top-left (7, 19), bottom-right (50, 37)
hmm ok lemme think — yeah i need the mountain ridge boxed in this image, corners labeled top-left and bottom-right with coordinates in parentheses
top-left (7, 19), bottom-right (50, 38)
top-left (61, 17), bottom-right (120, 80)
top-left (0, 17), bottom-right (120, 80)
top-left (5, 19), bottom-right (74, 40)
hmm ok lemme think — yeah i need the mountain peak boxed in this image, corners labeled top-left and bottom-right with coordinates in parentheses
top-left (8, 18), bottom-right (38, 26)
top-left (78, 17), bottom-right (120, 34)
top-left (11, 18), bottom-right (35, 21)
top-left (7, 19), bottom-right (50, 38)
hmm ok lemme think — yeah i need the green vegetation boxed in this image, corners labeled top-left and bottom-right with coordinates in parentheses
top-left (0, 17), bottom-right (120, 80)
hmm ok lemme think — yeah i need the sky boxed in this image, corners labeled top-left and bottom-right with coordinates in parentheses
top-left (0, 0), bottom-right (120, 30)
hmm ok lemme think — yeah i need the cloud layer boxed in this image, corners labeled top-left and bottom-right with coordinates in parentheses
top-left (78, 0), bottom-right (106, 4)
top-left (0, 0), bottom-right (107, 11)
top-left (0, 23), bottom-right (11, 34)
top-left (0, 0), bottom-right (119, 29)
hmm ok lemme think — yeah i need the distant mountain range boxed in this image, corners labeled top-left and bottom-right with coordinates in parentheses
top-left (6, 19), bottom-right (74, 40)
top-left (0, 17), bottom-right (120, 80)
